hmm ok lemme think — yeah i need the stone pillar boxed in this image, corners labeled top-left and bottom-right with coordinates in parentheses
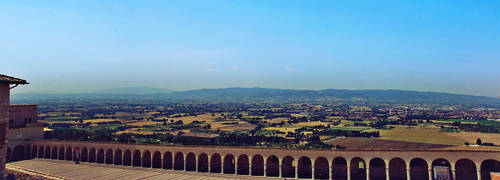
top-left (477, 166), bottom-right (481, 180)
top-left (279, 160), bottom-right (282, 178)
top-left (406, 168), bottom-right (411, 180)
top-left (295, 164), bottom-right (299, 179)
top-left (386, 167), bottom-right (390, 180)
top-left (207, 156), bottom-right (211, 173)
top-left (367, 167), bottom-right (370, 180)
top-left (428, 168), bottom-right (432, 180)
top-left (329, 166), bottom-right (332, 180)
top-left (347, 163), bottom-right (351, 180)
top-left (0, 83), bottom-right (9, 178)
top-left (451, 168), bottom-right (456, 180)
top-left (263, 162), bottom-right (267, 176)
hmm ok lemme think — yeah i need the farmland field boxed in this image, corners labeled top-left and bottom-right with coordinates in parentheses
top-left (378, 126), bottom-right (466, 145)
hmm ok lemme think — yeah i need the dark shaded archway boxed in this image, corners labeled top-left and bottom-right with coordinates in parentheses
top-left (350, 157), bottom-right (366, 180)
top-left (142, 151), bottom-right (151, 168)
top-left (44, 146), bottom-right (51, 159)
top-left (266, 155), bottom-right (279, 177)
top-left (97, 149), bottom-right (105, 163)
top-left (163, 151), bottom-right (172, 169)
top-left (210, 153), bottom-right (222, 173)
top-left (186, 152), bottom-right (196, 171)
top-left (114, 149), bottom-right (122, 165)
top-left (369, 158), bottom-right (386, 180)
top-left (237, 154), bottom-right (249, 175)
top-left (410, 158), bottom-right (428, 180)
top-left (314, 157), bottom-right (329, 179)
top-left (456, 159), bottom-right (477, 180)
top-left (198, 153), bottom-right (209, 172)
top-left (81, 147), bottom-right (88, 162)
top-left (38, 146), bottom-right (44, 158)
top-left (152, 151), bottom-right (161, 168)
top-left (332, 157), bottom-right (347, 180)
top-left (25, 145), bottom-right (32, 159)
top-left (132, 150), bottom-right (141, 167)
top-left (58, 147), bottom-right (64, 160)
top-left (282, 156), bottom-right (295, 178)
top-left (6, 148), bottom-right (11, 162)
top-left (11, 146), bottom-right (24, 161)
top-left (66, 147), bottom-right (72, 161)
top-left (31, 145), bottom-right (37, 158)
top-left (432, 158), bottom-right (452, 179)
top-left (223, 154), bottom-right (235, 174)
top-left (89, 148), bottom-right (96, 163)
top-left (389, 158), bottom-right (406, 180)
top-left (105, 149), bottom-right (113, 164)
top-left (481, 159), bottom-right (500, 180)
top-left (51, 147), bottom-right (58, 159)
top-left (123, 150), bottom-right (131, 166)
top-left (174, 152), bottom-right (184, 170)
top-left (251, 155), bottom-right (264, 176)
top-left (298, 156), bottom-right (312, 179)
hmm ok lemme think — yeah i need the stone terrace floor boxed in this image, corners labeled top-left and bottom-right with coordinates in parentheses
top-left (7, 159), bottom-right (277, 180)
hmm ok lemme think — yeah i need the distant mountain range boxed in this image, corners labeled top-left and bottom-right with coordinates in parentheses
top-left (11, 87), bottom-right (500, 106)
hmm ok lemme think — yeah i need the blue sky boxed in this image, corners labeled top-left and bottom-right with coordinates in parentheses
top-left (1, 0), bottom-right (499, 96)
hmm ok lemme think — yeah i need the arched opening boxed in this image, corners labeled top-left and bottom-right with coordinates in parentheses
top-left (105, 149), bottom-right (113, 164)
top-left (123, 150), bottom-right (131, 166)
top-left (314, 157), bottom-right (329, 179)
top-left (38, 146), bottom-right (44, 158)
top-left (389, 158), bottom-right (406, 180)
top-left (51, 147), bottom-right (58, 159)
top-left (6, 148), bottom-right (11, 162)
top-left (81, 148), bottom-right (88, 162)
top-left (186, 152), bottom-right (196, 171)
top-left (152, 151), bottom-right (161, 168)
top-left (251, 155), bottom-right (264, 176)
top-left (25, 145), bottom-right (32, 159)
top-left (72, 147), bottom-right (78, 160)
top-left (282, 156), bottom-right (295, 178)
top-left (114, 149), bottom-right (122, 165)
top-left (12, 146), bottom-right (24, 161)
top-left (350, 157), bottom-right (366, 180)
top-left (66, 147), bottom-right (72, 161)
top-left (266, 155), bottom-right (279, 177)
top-left (332, 157), bottom-right (347, 180)
top-left (410, 158), bottom-right (428, 180)
top-left (97, 149), bottom-right (105, 163)
top-left (44, 146), bottom-right (51, 159)
top-left (132, 150), bottom-right (141, 167)
top-left (237, 154), bottom-right (249, 175)
top-left (432, 158), bottom-right (452, 179)
top-left (198, 153), bottom-right (209, 172)
top-left (223, 154), bottom-right (235, 174)
top-left (31, 145), bottom-right (37, 158)
top-left (142, 151), bottom-right (151, 168)
top-left (369, 158), bottom-right (386, 180)
top-left (481, 159), bottom-right (500, 180)
top-left (89, 148), bottom-right (96, 163)
top-left (455, 159), bottom-right (477, 180)
top-left (298, 156), bottom-right (312, 179)
top-left (174, 152), bottom-right (184, 170)
top-left (58, 147), bottom-right (64, 160)
top-left (210, 153), bottom-right (222, 173)
top-left (163, 151), bottom-right (172, 169)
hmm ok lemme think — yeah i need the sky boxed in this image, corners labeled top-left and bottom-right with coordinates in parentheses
top-left (1, 0), bottom-right (499, 96)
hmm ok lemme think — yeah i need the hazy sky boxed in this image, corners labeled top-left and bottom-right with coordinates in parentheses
top-left (1, 0), bottom-right (499, 96)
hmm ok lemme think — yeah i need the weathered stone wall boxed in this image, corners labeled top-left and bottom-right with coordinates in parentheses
top-left (9, 105), bottom-right (37, 128)
top-left (0, 83), bottom-right (10, 178)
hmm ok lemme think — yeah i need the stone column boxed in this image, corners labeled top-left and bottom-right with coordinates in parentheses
top-left (295, 164), bottom-right (299, 179)
top-left (451, 168), bottom-right (456, 180)
top-left (386, 167), bottom-right (390, 180)
top-left (367, 167), bottom-right (370, 180)
top-left (329, 166), bottom-right (332, 180)
top-left (406, 168), bottom-right (411, 180)
top-left (0, 83), bottom-right (9, 178)
top-left (477, 166), bottom-right (482, 180)
top-left (207, 156), bottom-right (211, 173)
top-left (263, 162), bottom-right (267, 176)
top-left (428, 168), bottom-right (433, 180)
top-left (279, 160), bottom-right (282, 178)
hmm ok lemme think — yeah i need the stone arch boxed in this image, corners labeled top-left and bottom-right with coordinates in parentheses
top-left (332, 157), bottom-right (348, 180)
top-left (281, 156), bottom-right (295, 178)
top-left (132, 150), bottom-right (141, 167)
top-left (350, 157), bottom-right (366, 180)
top-left (58, 146), bottom-right (64, 160)
top-left (142, 150), bottom-right (151, 168)
top-left (237, 154), bottom-right (249, 175)
top-left (432, 158), bottom-right (452, 179)
top-left (410, 158), bottom-right (428, 180)
top-left (72, 147), bottom-right (78, 160)
top-left (152, 151), bottom-right (161, 168)
top-left (266, 155), bottom-right (279, 177)
top-left (369, 158), bottom-right (386, 180)
top-left (44, 146), bottom-right (51, 159)
top-left (81, 147), bottom-right (88, 162)
top-left (174, 152), bottom-right (184, 170)
top-left (13, 145), bottom-right (25, 161)
top-left (6, 148), bottom-right (11, 162)
top-left (298, 156), bottom-right (312, 179)
top-left (89, 148), bottom-right (96, 163)
top-left (25, 145), bottom-right (32, 159)
top-left (198, 153), bottom-right (209, 172)
top-left (123, 150), bottom-right (131, 166)
top-left (105, 149), bottom-right (113, 164)
top-left (223, 154), bottom-right (235, 174)
top-left (389, 158), bottom-right (406, 180)
top-left (114, 149), bottom-right (122, 165)
top-left (210, 153), bottom-right (222, 173)
top-left (31, 145), bottom-right (37, 158)
top-left (66, 147), bottom-right (72, 161)
top-left (481, 159), bottom-right (500, 180)
top-left (251, 155), bottom-right (264, 176)
top-left (97, 149), bottom-right (105, 163)
top-left (163, 151), bottom-right (172, 169)
top-left (314, 157), bottom-right (329, 179)
top-left (455, 159), bottom-right (477, 180)
top-left (186, 152), bottom-right (196, 171)
top-left (51, 147), bottom-right (58, 159)
top-left (38, 146), bottom-right (44, 158)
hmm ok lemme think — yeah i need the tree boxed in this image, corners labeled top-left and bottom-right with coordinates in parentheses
top-left (476, 138), bottom-right (482, 145)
